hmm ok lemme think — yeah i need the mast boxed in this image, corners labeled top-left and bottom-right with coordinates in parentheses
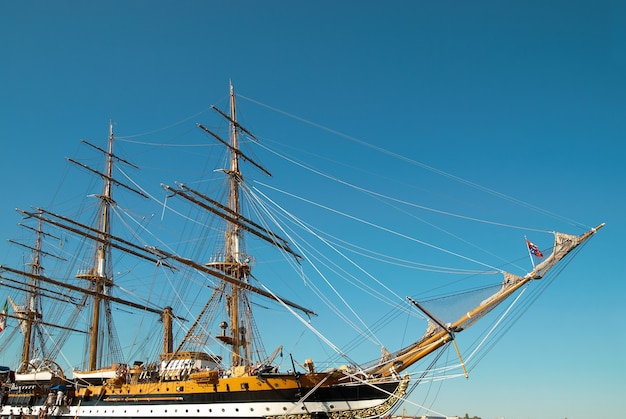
top-left (163, 306), bottom-right (174, 354)
top-left (21, 217), bottom-right (42, 367)
top-left (18, 215), bottom-right (44, 370)
top-left (161, 83), bottom-right (314, 368)
top-left (225, 83), bottom-right (246, 367)
top-left (76, 120), bottom-right (116, 371)
top-left (3, 122), bottom-right (175, 374)
top-left (8, 124), bottom-right (167, 371)
top-left (201, 83), bottom-right (254, 367)
top-left (5, 211), bottom-right (68, 372)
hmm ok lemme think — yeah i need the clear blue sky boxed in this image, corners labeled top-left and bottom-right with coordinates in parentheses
top-left (1, 2), bottom-right (625, 419)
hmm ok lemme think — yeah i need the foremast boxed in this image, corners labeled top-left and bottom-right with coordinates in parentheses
top-left (367, 223), bottom-right (604, 378)
top-left (215, 84), bottom-right (251, 368)
top-left (228, 85), bottom-right (245, 366)
top-left (157, 83), bottom-right (314, 373)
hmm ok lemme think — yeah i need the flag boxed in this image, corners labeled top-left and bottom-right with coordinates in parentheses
top-left (0, 299), bottom-right (8, 332)
top-left (526, 239), bottom-right (544, 258)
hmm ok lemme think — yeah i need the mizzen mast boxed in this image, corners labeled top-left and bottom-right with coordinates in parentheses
top-left (8, 213), bottom-right (65, 371)
top-left (20, 215), bottom-right (46, 369)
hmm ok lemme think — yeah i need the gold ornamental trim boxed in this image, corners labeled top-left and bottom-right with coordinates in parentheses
top-left (265, 375), bottom-right (409, 419)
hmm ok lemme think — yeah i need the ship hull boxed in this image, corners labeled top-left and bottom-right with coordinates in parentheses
top-left (0, 376), bottom-right (407, 419)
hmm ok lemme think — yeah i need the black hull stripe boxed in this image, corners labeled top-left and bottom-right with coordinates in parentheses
top-left (6, 381), bottom-right (400, 407)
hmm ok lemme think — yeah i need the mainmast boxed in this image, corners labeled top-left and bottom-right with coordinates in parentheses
top-left (10, 122), bottom-right (171, 372)
top-left (76, 120), bottom-right (116, 371)
top-left (5, 122), bottom-right (171, 374)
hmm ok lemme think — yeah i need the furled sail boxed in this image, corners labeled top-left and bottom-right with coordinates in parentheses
top-left (531, 231), bottom-right (581, 279)
top-left (366, 224), bottom-right (603, 378)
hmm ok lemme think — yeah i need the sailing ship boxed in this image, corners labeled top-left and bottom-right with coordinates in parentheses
top-left (0, 84), bottom-right (602, 419)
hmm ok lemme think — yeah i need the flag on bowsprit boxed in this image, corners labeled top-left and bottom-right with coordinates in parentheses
top-left (526, 239), bottom-right (544, 258)
top-left (0, 299), bottom-right (8, 332)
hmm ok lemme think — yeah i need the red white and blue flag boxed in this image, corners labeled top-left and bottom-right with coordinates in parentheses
top-left (526, 239), bottom-right (544, 258)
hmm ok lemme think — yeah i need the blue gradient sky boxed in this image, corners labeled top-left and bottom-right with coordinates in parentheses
top-left (1, 2), bottom-right (625, 418)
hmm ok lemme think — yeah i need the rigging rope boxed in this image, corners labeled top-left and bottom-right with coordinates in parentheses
top-left (254, 277), bottom-right (360, 367)
top-left (116, 108), bottom-right (210, 139)
top-left (238, 93), bottom-right (591, 231)
top-left (245, 185), bottom-right (407, 342)
top-left (465, 286), bottom-right (527, 365)
top-left (256, 181), bottom-right (504, 273)
top-left (256, 139), bottom-right (553, 234)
